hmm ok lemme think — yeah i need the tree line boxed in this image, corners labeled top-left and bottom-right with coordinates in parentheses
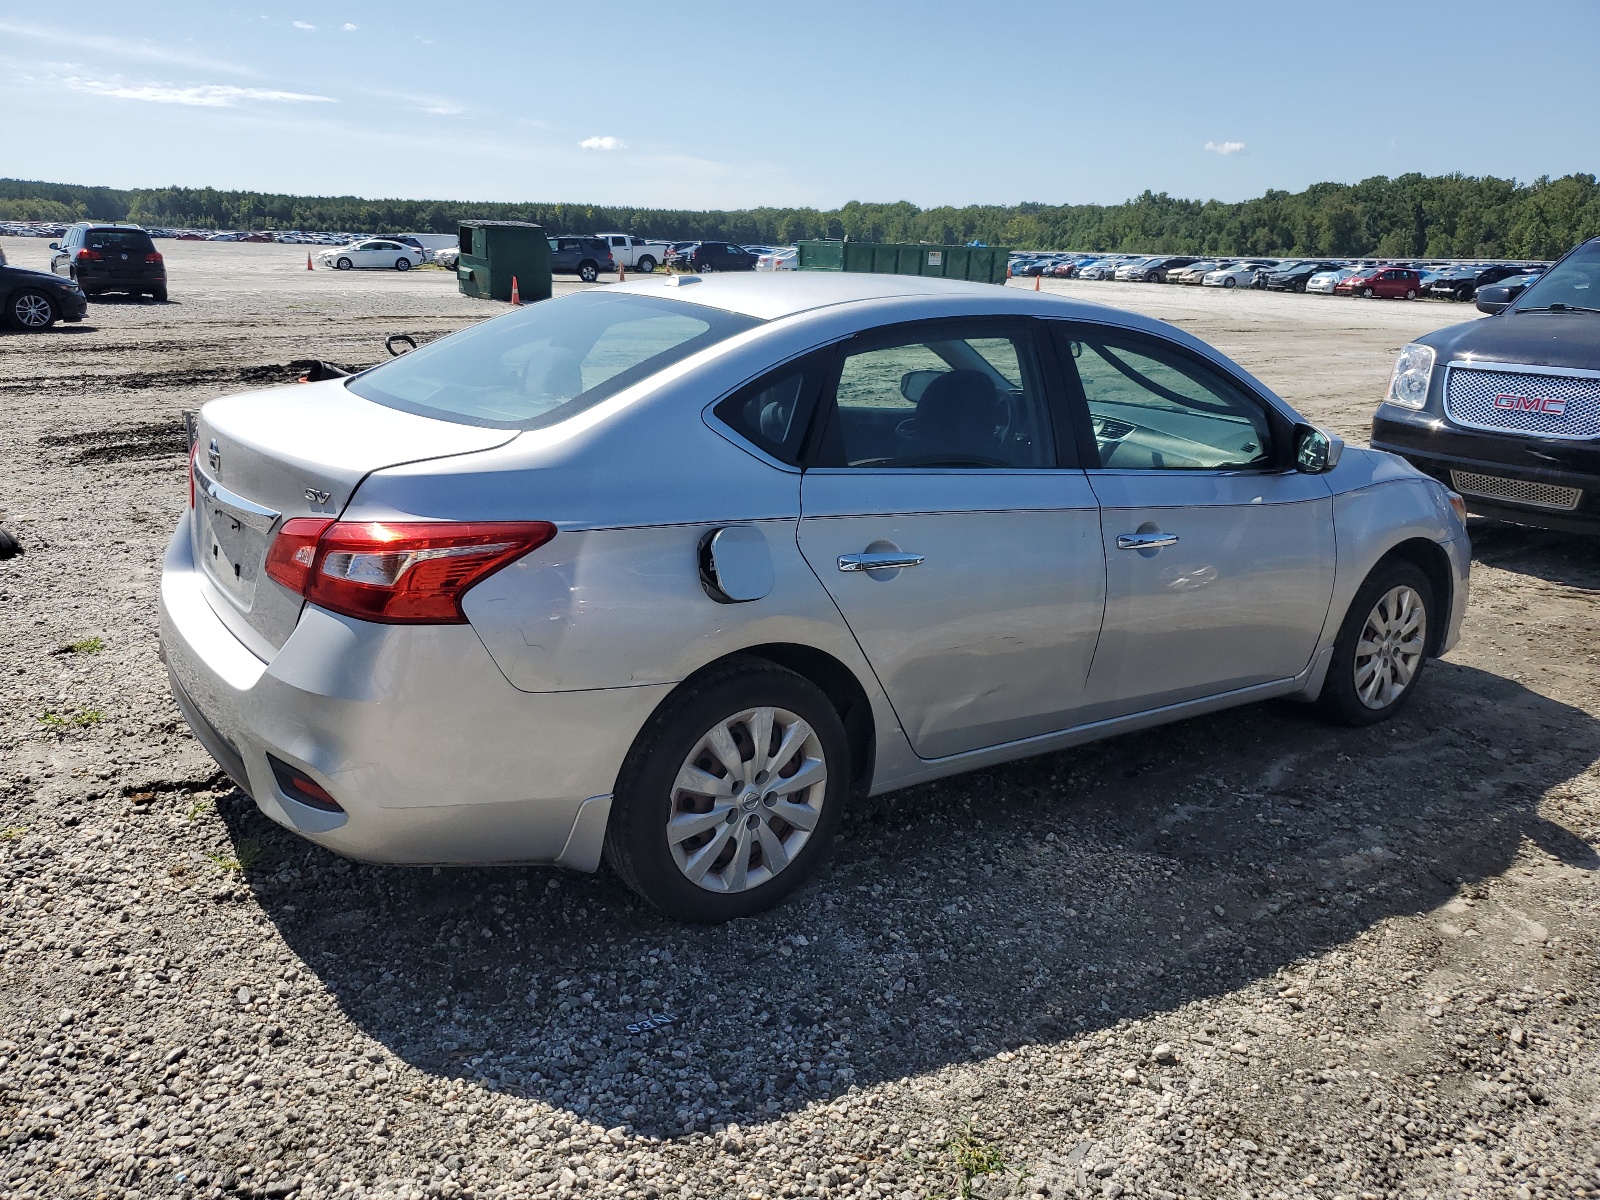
top-left (3, 172), bottom-right (1598, 260)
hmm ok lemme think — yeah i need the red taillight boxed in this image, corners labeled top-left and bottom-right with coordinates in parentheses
top-left (76, 248), bottom-right (103, 262)
top-left (145, 251), bottom-right (163, 265)
top-left (264, 520), bottom-right (556, 624)
top-left (263, 517), bottom-right (336, 594)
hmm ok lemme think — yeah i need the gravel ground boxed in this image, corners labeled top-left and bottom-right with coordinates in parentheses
top-left (2, 240), bottom-right (1597, 1200)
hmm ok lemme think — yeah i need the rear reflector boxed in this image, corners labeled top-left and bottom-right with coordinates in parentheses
top-left (264, 519), bottom-right (556, 624)
top-left (267, 755), bottom-right (344, 812)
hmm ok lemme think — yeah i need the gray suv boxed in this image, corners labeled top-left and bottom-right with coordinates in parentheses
top-left (548, 236), bottom-right (615, 282)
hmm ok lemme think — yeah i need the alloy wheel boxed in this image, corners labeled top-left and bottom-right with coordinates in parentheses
top-left (1353, 585), bottom-right (1427, 709)
top-left (666, 705), bottom-right (827, 894)
top-left (13, 292), bottom-right (53, 328)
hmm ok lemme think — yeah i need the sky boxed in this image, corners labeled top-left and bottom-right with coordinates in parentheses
top-left (2, 0), bottom-right (1597, 212)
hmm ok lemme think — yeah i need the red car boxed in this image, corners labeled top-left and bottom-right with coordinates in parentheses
top-left (1335, 266), bottom-right (1423, 299)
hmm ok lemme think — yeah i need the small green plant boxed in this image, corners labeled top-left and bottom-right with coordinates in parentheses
top-left (943, 1125), bottom-right (1013, 1199)
top-left (207, 837), bottom-right (263, 873)
top-left (184, 796), bottom-right (215, 822)
top-left (38, 708), bottom-right (104, 731)
top-left (0, 826), bottom-right (27, 841)
top-left (65, 637), bottom-right (105, 654)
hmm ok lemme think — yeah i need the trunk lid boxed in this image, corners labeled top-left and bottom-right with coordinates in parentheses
top-left (192, 378), bottom-right (517, 656)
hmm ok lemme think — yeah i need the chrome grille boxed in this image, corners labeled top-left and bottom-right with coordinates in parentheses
top-left (1451, 471), bottom-right (1582, 512)
top-left (1444, 364), bottom-right (1600, 440)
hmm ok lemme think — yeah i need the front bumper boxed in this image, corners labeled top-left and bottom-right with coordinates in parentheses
top-left (157, 515), bottom-right (674, 866)
top-left (1373, 405), bottom-right (1600, 534)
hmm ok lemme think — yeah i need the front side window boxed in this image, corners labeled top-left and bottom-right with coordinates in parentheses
top-left (822, 326), bottom-right (1054, 469)
top-left (1512, 239), bottom-right (1600, 312)
top-left (347, 291), bottom-right (761, 429)
top-left (1067, 333), bottom-right (1273, 471)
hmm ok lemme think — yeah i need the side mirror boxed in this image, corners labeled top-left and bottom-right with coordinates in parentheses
top-left (1295, 424), bottom-right (1344, 474)
top-left (1476, 285), bottom-right (1511, 315)
top-left (48, 242), bottom-right (59, 250)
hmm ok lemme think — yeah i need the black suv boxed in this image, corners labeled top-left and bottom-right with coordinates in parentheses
top-left (673, 242), bottom-right (757, 273)
top-left (50, 223), bottom-right (168, 299)
top-left (1372, 236), bottom-right (1600, 534)
top-left (547, 236), bottom-right (615, 282)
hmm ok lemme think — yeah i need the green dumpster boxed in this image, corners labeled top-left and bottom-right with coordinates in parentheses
top-left (795, 240), bottom-right (1010, 284)
top-left (457, 220), bottom-right (552, 303)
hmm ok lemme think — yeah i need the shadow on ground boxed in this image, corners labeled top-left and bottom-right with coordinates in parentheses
top-left (217, 656), bottom-right (1598, 1141)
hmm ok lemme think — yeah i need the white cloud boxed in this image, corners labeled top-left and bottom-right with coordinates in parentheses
top-left (64, 76), bottom-right (336, 106)
top-left (579, 135), bottom-right (624, 151)
top-left (292, 20), bottom-right (317, 31)
top-left (1204, 139), bottom-right (1245, 156)
top-left (0, 20), bottom-right (253, 74)
top-left (341, 23), bottom-right (358, 31)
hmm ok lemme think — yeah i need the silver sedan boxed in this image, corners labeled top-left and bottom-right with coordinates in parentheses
top-left (161, 274), bottom-right (1471, 921)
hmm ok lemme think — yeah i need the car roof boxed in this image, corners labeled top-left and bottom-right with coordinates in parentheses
top-left (603, 270), bottom-right (1186, 327)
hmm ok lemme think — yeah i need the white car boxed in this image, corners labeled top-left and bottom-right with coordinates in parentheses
top-left (756, 248), bottom-right (798, 271)
top-left (1113, 258), bottom-right (1159, 281)
top-left (318, 239), bottom-right (420, 272)
top-left (1306, 267), bottom-right (1358, 294)
top-left (1203, 262), bottom-right (1268, 289)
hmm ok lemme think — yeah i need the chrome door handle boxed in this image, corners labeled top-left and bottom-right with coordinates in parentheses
top-left (838, 552), bottom-right (925, 572)
top-left (1116, 532), bottom-right (1179, 550)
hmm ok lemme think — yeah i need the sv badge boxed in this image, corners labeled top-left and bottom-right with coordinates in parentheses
top-left (304, 488), bottom-right (332, 505)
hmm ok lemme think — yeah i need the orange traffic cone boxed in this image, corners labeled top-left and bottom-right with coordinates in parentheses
top-left (306, 252), bottom-right (314, 271)
top-left (510, 275), bottom-right (521, 306)
top-left (1034, 272), bottom-right (1041, 291)
top-left (618, 260), bottom-right (626, 283)
top-left (1005, 262), bottom-right (1012, 280)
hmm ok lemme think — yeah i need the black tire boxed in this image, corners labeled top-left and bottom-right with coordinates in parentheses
top-left (578, 260), bottom-right (599, 283)
top-left (696, 261), bottom-right (713, 273)
top-left (152, 287), bottom-right (168, 302)
top-left (336, 257), bottom-right (353, 271)
top-left (395, 257), bottom-right (411, 272)
top-left (0, 528), bottom-right (22, 559)
top-left (604, 658), bottom-right (850, 923)
top-left (1404, 288), bottom-right (1416, 300)
top-left (1318, 560), bottom-right (1435, 727)
top-left (7, 288), bottom-right (57, 330)
top-left (1223, 276), bottom-right (1236, 288)
top-left (637, 256), bottom-right (657, 273)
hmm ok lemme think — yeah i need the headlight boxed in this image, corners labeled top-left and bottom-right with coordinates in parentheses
top-left (1386, 342), bottom-right (1435, 409)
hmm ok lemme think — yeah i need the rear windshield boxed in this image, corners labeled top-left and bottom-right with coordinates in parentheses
top-left (1512, 241), bottom-right (1600, 312)
top-left (347, 291), bottom-right (762, 429)
top-left (85, 228), bottom-right (154, 252)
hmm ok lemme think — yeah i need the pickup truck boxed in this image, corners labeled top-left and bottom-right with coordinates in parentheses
top-left (594, 233), bottom-right (673, 273)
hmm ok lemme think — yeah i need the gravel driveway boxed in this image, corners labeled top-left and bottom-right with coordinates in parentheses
top-left (2, 241), bottom-right (1597, 1200)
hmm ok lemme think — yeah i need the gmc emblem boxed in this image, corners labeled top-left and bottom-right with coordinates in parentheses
top-left (1494, 392), bottom-right (1567, 416)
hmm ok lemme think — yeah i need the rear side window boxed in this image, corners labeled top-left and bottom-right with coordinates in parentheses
top-left (348, 291), bottom-right (762, 430)
top-left (712, 354), bottom-right (828, 466)
top-left (818, 324), bottom-right (1055, 469)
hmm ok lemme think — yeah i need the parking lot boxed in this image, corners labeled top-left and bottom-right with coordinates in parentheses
top-left (1, 237), bottom-right (1597, 1200)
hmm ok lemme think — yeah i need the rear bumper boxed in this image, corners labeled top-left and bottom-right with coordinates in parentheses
top-left (157, 515), bottom-right (673, 867)
top-left (1373, 406), bottom-right (1600, 534)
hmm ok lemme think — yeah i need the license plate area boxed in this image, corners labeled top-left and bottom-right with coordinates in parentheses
top-left (199, 496), bottom-right (268, 607)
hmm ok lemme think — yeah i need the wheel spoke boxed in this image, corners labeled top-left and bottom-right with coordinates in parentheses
top-left (770, 798), bottom-right (820, 832)
top-left (755, 821), bottom-right (790, 875)
top-left (681, 822), bottom-right (735, 884)
top-left (723, 822), bottom-right (754, 892)
top-left (769, 756), bottom-right (826, 797)
top-left (746, 707), bottom-right (775, 774)
top-left (768, 716), bottom-right (814, 774)
top-left (704, 720), bottom-right (748, 784)
top-left (674, 762), bottom-right (733, 798)
top-left (667, 805), bottom-right (734, 845)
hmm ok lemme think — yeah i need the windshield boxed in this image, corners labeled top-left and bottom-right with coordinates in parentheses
top-left (1511, 241), bottom-right (1600, 311)
top-left (347, 291), bottom-right (762, 429)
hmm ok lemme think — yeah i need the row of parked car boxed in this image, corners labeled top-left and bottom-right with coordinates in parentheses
top-left (1008, 251), bottom-right (1549, 302)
